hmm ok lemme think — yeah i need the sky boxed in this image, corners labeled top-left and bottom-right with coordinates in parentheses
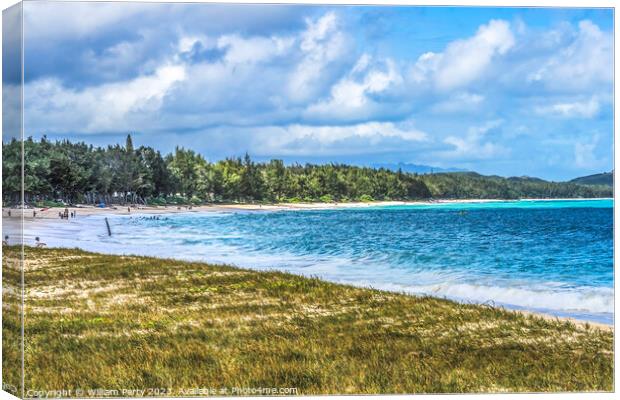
top-left (8, 2), bottom-right (614, 180)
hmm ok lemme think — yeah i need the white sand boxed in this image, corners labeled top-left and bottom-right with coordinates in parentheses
top-left (4, 197), bottom-right (601, 220)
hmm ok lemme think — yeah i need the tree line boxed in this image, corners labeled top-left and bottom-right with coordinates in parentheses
top-left (1, 135), bottom-right (612, 206)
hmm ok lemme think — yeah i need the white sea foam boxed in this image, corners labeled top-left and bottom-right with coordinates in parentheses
top-left (350, 281), bottom-right (614, 314)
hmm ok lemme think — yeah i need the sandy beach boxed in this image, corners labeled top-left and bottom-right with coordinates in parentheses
top-left (0, 200), bottom-right (452, 223)
top-left (2, 197), bottom-right (610, 220)
top-left (1, 200), bottom-right (442, 219)
top-left (517, 310), bottom-right (612, 332)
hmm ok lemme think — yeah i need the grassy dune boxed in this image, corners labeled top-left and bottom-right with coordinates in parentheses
top-left (3, 246), bottom-right (613, 395)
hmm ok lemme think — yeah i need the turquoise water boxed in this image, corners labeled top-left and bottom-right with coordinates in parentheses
top-left (37, 199), bottom-right (614, 323)
top-left (371, 198), bottom-right (613, 210)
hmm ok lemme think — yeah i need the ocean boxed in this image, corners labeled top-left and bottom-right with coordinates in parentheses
top-left (29, 199), bottom-right (614, 324)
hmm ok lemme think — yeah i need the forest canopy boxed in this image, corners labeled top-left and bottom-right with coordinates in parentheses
top-left (2, 135), bottom-right (612, 205)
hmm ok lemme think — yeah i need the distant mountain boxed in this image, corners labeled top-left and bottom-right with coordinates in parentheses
top-left (371, 163), bottom-right (466, 174)
top-left (570, 171), bottom-right (613, 187)
top-left (507, 176), bottom-right (548, 184)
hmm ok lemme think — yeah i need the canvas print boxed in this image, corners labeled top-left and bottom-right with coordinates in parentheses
top-left (2, 1), bottom-right (614, 397)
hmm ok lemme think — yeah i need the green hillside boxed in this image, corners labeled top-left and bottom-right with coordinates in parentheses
top-left (570, 172), bottom-right (613, 187)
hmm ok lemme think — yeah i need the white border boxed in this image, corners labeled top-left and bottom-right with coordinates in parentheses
top-left (0, 1), bottom-right (616, 400)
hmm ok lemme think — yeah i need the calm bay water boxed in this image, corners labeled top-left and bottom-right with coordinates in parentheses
top-left (33, 199), bottom-right (614, 323)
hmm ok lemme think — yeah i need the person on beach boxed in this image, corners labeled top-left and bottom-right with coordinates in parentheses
top-left (33, 210), bottom-right (36, 218)
top-left (35, 237), bottom-right (46, 248)
top-left (128, 207), bottom-right (131, 213)
top-left (3, 235), bottom-right (8, 245)
top-left (64, 208), bottom-right (69, 219)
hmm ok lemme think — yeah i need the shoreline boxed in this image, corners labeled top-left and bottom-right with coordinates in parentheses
top-left (8, 243), bottom-right (614, 332)
top-left (517, 310), bottom-right (612, 331)
top-left (2, 197), bottom-right (613, 219)
top-left (5, 236), bottom-right (613, 329)
top-left (2, 197), bottom-right (613, 329)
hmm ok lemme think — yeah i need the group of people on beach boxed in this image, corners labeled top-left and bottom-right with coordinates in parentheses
top-left (58, 208), bottom-right (76, 219)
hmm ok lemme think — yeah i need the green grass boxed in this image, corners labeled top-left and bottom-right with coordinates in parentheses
top-left (2, 246), bottom-right (613, 395)
top-left (2, 247), bottom-right (22, 397)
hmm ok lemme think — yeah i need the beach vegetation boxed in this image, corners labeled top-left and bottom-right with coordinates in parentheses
top-left (5, 246), bottom-right (612, 395)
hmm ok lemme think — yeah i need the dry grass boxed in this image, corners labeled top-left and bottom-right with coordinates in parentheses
top-left (2, 246), bottom-right (613, 396)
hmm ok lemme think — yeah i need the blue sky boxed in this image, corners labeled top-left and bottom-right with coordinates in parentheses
top-left (15, 2), bottom-right (614, 180)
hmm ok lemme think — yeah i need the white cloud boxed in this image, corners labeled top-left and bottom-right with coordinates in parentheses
top-left (288, 12), bottom-right (350, 102)
top-left (25, 64), bottom-right (186, 133)
top-left (217, 35), bottom-right (294, 64)
top-left (80, 38), bottom-right (161, 83)
top-left (177, 34), bottom-right (212, 54)
top-left (23, 12), bottom-right (351, 135)
top-left (24, 2), bottom-right (153, 40)
top-left (411, 20), bottom-right (514, 91)
top-left (535, 96), bottom-right (600, 118)
top-left (167, 12), bottom-right (355, 124)
top-left (176, 33), bottom-right (294, 65)
top-left (431, 92), bottom-right (485, 113)
top-left (252, 121), bottom-right (429, 156)
top-left (574, 134), bottom-right (605, 169)
top-left (527, 20), bottom-right (612, 91)
top-left (440, 120), bottom-right (508, 160)
top-left (305, 55), bottom-right (402, 120)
